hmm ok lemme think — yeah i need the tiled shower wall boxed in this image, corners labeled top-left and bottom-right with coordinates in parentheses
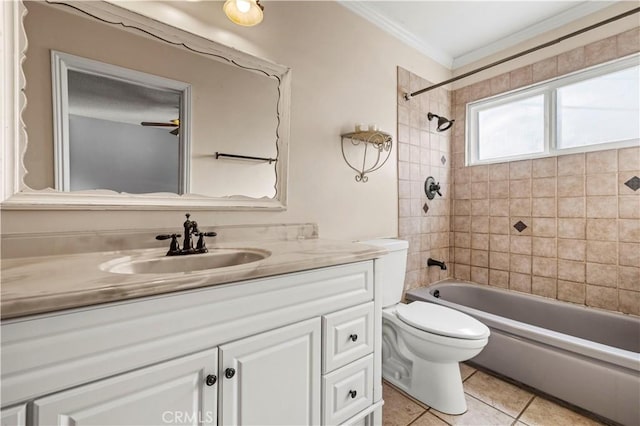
top-left (450, 28), bottom-right (640, 316)
top-left (397, 67), bottom-right (452, 294)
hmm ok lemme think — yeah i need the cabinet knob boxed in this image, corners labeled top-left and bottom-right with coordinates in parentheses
top-left (205, 374), bottom-right (217, 386)
top-left (349, 390), bottom-right (357, 399)
top-left (225, 368), bottom-right (236, 379)
top-left (349, 334), bottom-right (358, 342)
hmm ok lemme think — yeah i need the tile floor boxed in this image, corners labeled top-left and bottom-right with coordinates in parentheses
top-left (382, 363), bottom-right (607, 426)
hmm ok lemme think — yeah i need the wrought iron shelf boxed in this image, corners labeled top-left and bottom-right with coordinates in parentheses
top-left (340, 130), bottom-right (393, 182)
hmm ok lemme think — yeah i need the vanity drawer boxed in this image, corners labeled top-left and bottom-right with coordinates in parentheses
top-left (323, 302), bottom-right (374, 373)
top-left (322, 354), bottom-right (373, 426)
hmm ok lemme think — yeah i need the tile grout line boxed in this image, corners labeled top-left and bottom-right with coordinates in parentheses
top-left (512, 394), bottom-right (537, 425)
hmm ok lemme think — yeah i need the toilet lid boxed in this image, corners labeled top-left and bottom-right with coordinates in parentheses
top-left (396, 302), bottom-right (490, 340)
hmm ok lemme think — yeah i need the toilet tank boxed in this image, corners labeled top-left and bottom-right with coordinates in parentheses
top-left (361, 239), bottom-right (408, 307)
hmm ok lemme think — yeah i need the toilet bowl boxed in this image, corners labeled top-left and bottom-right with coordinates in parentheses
top-left (362, 239), bottom-right (489, 414)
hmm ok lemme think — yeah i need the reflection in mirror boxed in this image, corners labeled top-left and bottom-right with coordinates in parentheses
top-left (53, 51), bottom-right (190, 194)
top-left (7, 0), bottom-right (291, 209)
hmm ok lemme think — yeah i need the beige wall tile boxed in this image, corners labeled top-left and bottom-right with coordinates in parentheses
top-left (532, 276), bottom-right (557, 299)
top-left (618, 146), bottom-right (640, 171)
top-left (619, 290), bottom-right (640, 315)
top-left (586, 149), bottom-right (618, 174)
top-left (510, 198), bottom-right (531, 216)
top-left (532, 57), bottom-right (557, 83)
top-left (472, 233), bottom-right (490, 250)
top-left (619, 242), bottom-right (640, 267)
top-left (490, 269), bottom-right (510, 288)
top-left (510, 217), bottom-right (532, 236)
top-left (587, 219), bottom-right (618, 241)
top-left (619, 219), bottom-right (640, 243)
top-left (454, 264), bottom-right (471, 281)
top-left (558, 218), bottom-right (586, 239)
top-left (490, 234), bottom-right (510, 253)
top-left (558, 197), bottom-right (585, 218)
top-left (586, 284), bottom-right (618, 310)
top-left (586, 263), bottom-right (617, 287)
top-left (557, 239), bottom-right (586, 261)
top-left (532, 177), bottom-right (556, 197)
top-left (510, 66), bottom-right (533, 89)
top-left (557, 175), bottom-right (585, 197)
top-left (532, 198), bottom-right (556, 217)
top-left (510, 179), bottom-right (532, 199)
top-left (471, 216), bottom-right (490, 233)
top-left (454, 200), bottom-right (471, 216)
top-left (532, 257), bottom-right (557, 278)
top-left (586, 240), bottom-right (617, 265)
top-left (558, 259), bottom-right (585, 283)
top-left (489, 163), bottom-right (509, 181)
top-left (490, 180), bottom-right (509, 199)
top-left (532, 237), bottom-right (557, 258)
top-left (617, 27), bottom-right (640, 55)
top-left (490, 199), bottom-right (509, 216)
top-left (471, 249), bottom-right (489, 267)
top-left (510, 235), bottom-right (532, 255)
top-left (453, 215), bottom-right (470, 232)
top-left (586, 196), bottom-right (618, 218)
top-left (619, 196), bottom-right (640, 219)
top-left (490, 252), bottom-right (510, 271)
top-left (510, 160), bottom-right (532, 180)
top-left (557, 153), bottom-right (585, 176)
top-left (490, 217), bottom-right (510, 235)
top-left (584, 36), bottom-right (617, 67)
top-left (619, 171), bottom-right (640, 195)
top-left (531, 217), bottom-right (556, 237)
top-left (586, 173), bottom-right (617, 196)
top-left (557, 280), bottom-right (586, 304)
top-left (490, 73), bottom-right (510, 95)
top-left (472, 199), bottom-right (490, 216)
top-left (455, 247), bottom-right (471, 264)
top-left (619, 266), bottom-right (640, 292)
top-left (510, 254), bottom-right (532, 274)
top-left (557, 47), bottom-right (585, 75)
top-left (510, 272), bottom-right (532, 293)
top-left (454, 232), bottom-right (471, 248)
top-left (471, 182), bottom-right (489, 199)
top-left (471, 266), bottom-right (489, 285)
top-left (532, 157), bottom-right (556, 178)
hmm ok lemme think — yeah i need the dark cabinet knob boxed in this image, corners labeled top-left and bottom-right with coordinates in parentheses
top-left (225, 368), bottom-right (236, 379)
top-left (205, 374), bottom-right (217, 386)
top-left (349, 390), bottom-right (357, 399)
top-left (349, 334), bottom-right (358, 342)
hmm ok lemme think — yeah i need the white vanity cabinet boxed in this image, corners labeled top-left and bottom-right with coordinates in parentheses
top-left (1, 261), bottom-right (381, 425)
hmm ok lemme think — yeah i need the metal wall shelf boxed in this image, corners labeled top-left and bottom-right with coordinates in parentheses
top-left (340, 130), bottom-right (393, 182)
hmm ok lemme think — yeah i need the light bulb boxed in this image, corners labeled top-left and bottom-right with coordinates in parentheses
top-left (236, 0), bottom-right (250, 14)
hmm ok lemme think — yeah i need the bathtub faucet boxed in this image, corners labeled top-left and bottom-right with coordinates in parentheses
top-left (427, 258), bottom-right (447, 270)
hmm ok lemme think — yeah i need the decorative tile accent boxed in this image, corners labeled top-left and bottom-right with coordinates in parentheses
top-left (441, 155), bottom-right (447, 165)
top-left (423, 203), bottom-right (429, 214)
top-left (624, 176), bottom-right (640, 191)
top-left (513, 221), bottom-right (528, 233)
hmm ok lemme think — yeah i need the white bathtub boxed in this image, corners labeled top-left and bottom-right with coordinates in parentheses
top-left (407, 280), bottom-right (640, 426)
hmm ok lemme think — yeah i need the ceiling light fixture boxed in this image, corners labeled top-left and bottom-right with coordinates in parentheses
top-left (223, 0), bottom-right (264, 27)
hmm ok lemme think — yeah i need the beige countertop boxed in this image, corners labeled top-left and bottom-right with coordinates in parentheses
top-left (1, 239), bottom-right (385, 320)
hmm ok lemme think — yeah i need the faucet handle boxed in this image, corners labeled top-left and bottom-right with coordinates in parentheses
top-left (195, 231), bottom-right (217, 253)
top-left (156, 234), bottom-right (182, 241)
top-left (156, 234), bottom-right (182, 256)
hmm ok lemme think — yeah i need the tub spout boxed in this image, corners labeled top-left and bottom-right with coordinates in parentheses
top-left (427, 258), bottom-right (447, 270)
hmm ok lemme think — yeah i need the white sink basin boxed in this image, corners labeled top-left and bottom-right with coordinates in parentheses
top-left (102, 248), bottom-right (271, 274)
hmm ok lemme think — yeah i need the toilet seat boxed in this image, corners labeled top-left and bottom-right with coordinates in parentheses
top-left (396, 302), bottom-right (489, 340)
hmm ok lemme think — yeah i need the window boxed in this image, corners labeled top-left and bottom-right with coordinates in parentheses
top-left (467, 54), bottom-right (639, 165)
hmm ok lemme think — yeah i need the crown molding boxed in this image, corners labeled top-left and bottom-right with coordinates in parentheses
top-left (338, 0), bottom-right (454, 69)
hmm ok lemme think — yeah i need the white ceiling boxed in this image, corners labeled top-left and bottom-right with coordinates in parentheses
top-left (339, 1), bottom-right (617, 69)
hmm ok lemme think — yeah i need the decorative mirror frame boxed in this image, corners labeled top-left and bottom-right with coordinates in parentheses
top-left (0, 0), bottom-right (291, 211)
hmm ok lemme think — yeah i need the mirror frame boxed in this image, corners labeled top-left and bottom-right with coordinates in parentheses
top-left (1, 0), bottom-right (291, 211)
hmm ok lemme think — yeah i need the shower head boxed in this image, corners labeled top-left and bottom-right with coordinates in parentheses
top-left (427, 112), bottom-right (455, 132)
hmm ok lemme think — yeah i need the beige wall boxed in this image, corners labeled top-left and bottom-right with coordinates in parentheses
top-left (2, 1), bottom-right (450, 240)
top-left (396, 67), bottom-right (452, 295)
top-left (450, 28), bottom-right (640, 316)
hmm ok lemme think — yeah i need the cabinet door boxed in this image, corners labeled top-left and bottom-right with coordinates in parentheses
top-left (220, 318), bottom-right (321, 426)
top-left (34, 348), bottom-right (218, 426)
top-left (1, 404), bottom-right (26, 426)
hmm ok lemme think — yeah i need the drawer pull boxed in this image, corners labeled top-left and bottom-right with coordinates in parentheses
top-left (348, 390), bottom-right (357, 399)
top-left (205, 374), bottom-right (217, 386)
top-left (349, 334), bottom-right (358, 342)
top-left (225, 368), bottom-right (236, 379)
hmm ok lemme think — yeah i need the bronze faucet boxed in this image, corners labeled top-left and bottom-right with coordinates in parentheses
top-left (156, 213), bottom-right (217, 256)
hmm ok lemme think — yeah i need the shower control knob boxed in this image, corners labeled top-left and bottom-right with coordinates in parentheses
top-left (349, 334), bottom-right (358, 342)
top-left (205, 374), bottom-right (217, 386)
top-left (349, 390), bottom-right (357, 399)
top-left (225, 368), bottom-right (236, 379)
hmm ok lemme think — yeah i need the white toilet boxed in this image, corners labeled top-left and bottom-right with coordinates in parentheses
top-left (363, 239), bottom-right (489, 415)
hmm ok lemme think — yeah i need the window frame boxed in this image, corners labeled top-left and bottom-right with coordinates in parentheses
top-left (466, 53), bottom-right (640, 166)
